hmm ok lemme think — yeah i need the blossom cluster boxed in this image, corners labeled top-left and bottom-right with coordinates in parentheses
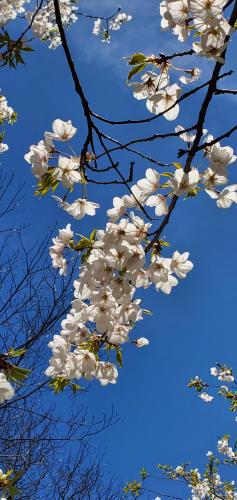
top-left (160, 0), bottom-right (232, 62)
top-left (49, 223), bottom-right (73, 276)
top-left (0, 0), bottom-right (28, 27)
top-left (93, 12), bottom-right (132, 43)
top-left (45, 164), bottom-right (194, 387)
top-left (25, 118), bottom-right (237, 388)
top-left (217, 436), bottom-right (236, 459)
top-left (127, 0), bottom-right (234, 119)
top-left (25, 118), bottom-right (101, 219)
top-left (178, 128), bottom-right (237, 208)
top-left (129, 63), bottom-right (201, 120)
top-left (0, 94), bottom-right (16, 153)
top-left (188, 363), bottom-right (237, 411)
top-left (29, 0), bottom-right (79, 49)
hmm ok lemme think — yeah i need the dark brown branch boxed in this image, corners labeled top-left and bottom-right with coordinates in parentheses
top-left (91, 71), bottom-right (232, 126)
top-left (215, 88), bottom-right (237, 94)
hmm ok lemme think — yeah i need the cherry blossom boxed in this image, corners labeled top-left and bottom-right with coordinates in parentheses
top-left (199, 392), bottom-right (214, 402)
top-left (54, 197), bottom-right (100, 219)
top-left (146, 83), bottom-right (181, 120)
top-left (109, 12), bottom-right (132, 30)
top-left (206, 185), bottom-right (237, 208)
top-left (129, 71), bottom-right (169, 100)
top-left (30, 0), bottom-right (79, 49)
top-left (53, 156), bottom-right (81, 189)
top-left (0, 372), bottom-right (15, 404)
top-left (136, 337), bottom-right (149, 347)
top-left (45, 118), bottom-right (77, 142)
top-left (145, 194), bottom-right (168, 216)
top-left (0, 0), bottom-right (28, 27)
top-left (169, 167), bottom-right (200, 196)
top-left (49, 224), bottom-right (73, 276)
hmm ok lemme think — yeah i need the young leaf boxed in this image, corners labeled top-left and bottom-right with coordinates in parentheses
top-left (129, 53), bottom-right (146, 65)
top-left (127, 63), bottom-right (147, 81)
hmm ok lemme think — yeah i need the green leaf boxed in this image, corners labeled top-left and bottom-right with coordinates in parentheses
top-left (49, 376), bottom-right (69, 393)
top-left (173, 162), bottom-right (182, 169)
top-left (7, 348), bottom-right (26, 358)
top-left (90, 229), bottom-right (97, 241)
top-left (116, 349), bottom-right (123, 368)
top-left (159, 239), bottom-right (170, 247)
top-left (161, 172), bottom-right (173, 177)
top-left (119, 267), bottom-right (127, 278)
top-left (183, 188), bottom-right (200, 200)
top-left (142, 309), bottom-right (153, 315)
top-left (74, 237), bottom-right (92, 251)
top-left (127, 63), bottom-right (147, 81)
top-left (8, 365), bottom-right (31, 383)
top-left (140, 467), bottom-right (149, 480)
top-left (8, 485), bottom-right (21, 498)
top-left (129, 53), bottom-right (146, 65)
top-left (21, 45), bottom-right (34, 52)
top-left (81, 248), bottom-right (92, 262)
top-left (71, 383), bottom-right (84, 393)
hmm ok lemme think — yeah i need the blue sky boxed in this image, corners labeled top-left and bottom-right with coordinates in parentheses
top-left (1, 0), bottom-right (237, 496)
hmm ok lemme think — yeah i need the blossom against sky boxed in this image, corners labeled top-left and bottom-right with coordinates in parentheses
top-left (1, 0), bottom-right (237, 493)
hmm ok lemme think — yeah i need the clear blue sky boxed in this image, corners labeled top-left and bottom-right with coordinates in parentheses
top-left (2, 0), bottom-right (237, 496)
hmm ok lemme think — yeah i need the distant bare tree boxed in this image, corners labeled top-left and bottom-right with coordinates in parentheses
top-left (0, 172), bottom-right (120, 499)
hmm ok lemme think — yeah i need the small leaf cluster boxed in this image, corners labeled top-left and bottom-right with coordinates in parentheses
top-left (0, 30), bottom-right (33, 68)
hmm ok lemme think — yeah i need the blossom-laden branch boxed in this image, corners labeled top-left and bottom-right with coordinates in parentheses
top-left (188, 362), bottom-right (237, 411)
top-left (18, 0), bottom-right (237, 390)
top-left (123, 441), bottom-right (237, 499)
top-left (3, 0), bottom-right (235, 397)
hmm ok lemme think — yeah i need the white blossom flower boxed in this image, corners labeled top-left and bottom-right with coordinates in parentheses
top-left (129, 71), bottom-right (168, 100)
top-left (53, 196), bottom-right (100, 219)
top-left (0, 143), bottom-right (9, 154)
top-left (217, 437), bottom-right (235, 458)
top-left (205, 185), bottom-right (237, 208)
top-left (49, 224), bottom-right (73, 276)
top-left (175, 125), bottom-right (207, 143)
top-left (149, 255), bottom-right (178, 294)
top-left (53, 155), bottom-right (81, 188)
top-left (190, 478), bottom-right (210, 499)
top-left (136, 337), bottom-right (149, 347)
top-left (170, 251), bottom-right (193, 278)
top-left (145, 194), bottom-right (168, 216)
top-left (95, 362), bottom-right (118, 386)
top-left (45, 119), bottom-right (77, 141)
top-left (179, 67), bottom-right (201, 84)
top-left (175, 466), bottom-right (184, 473)
top-left (210, 366), bottom-right (218, 376)
top-left (0, 372), bottom-right (15, 404)
top-left (137, 168), bottom-right (160, 195)
top-left (93, 18), bottom-right (102, 35)
top-left (109, 12), bottom-right (132, 30)
top-left (206, 451), bottom-right (213, 457)
top-left (207, 141), bottom-right (237, 168)
top-left (107, 196), bottom-right (126, 221)
top-left (190, 0), bottom-right (227, 19)
top-left (199, 392), bottom-right (213, 402)
top-left (146, 84), bottom-right (181, 120)
top-left (24, 140), bottom-right (50, 179)
top-left (202, 167), bottom-right (227, 189)
top-left (169, 167), bottom-right (200, 196)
